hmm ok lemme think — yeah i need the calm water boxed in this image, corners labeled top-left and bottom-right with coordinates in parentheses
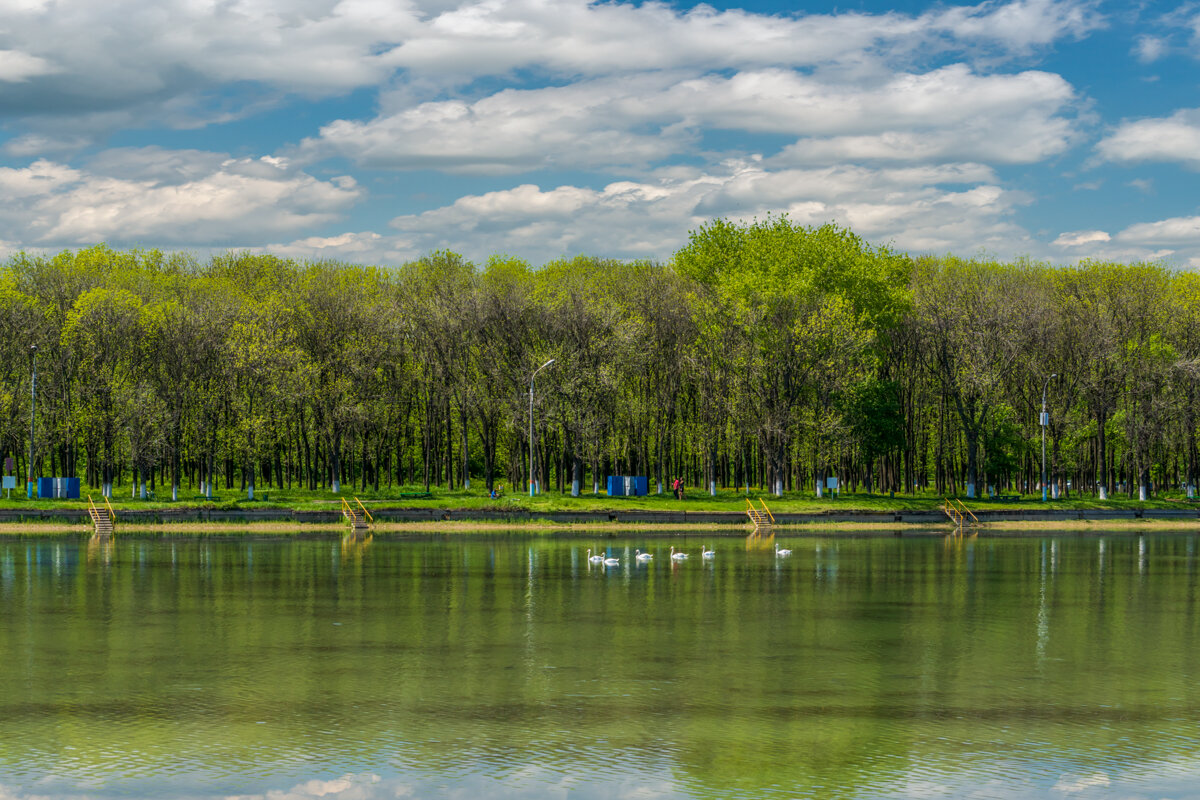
top-left (1, 532), bottom-right (1199, 799)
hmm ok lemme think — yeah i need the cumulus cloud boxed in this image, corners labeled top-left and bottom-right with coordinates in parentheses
top-left (1053, 229), bottom-right (1110, 247)
top-left (0, 0), bottom-right (1121, 265)
top-left (1133, 34), bottom-right (1169, 63)
top-left (308, 65), bottom-right (1079, 173)
top-left (0, 0), bottom-right (1100, 145)
top-left (260, 231), bottom-right (419, 264)
top-left (0, 49), bottom-right (57, 82)
top-left (1116, 216), bottom-right (1200, 246)
top-left (304, 74), bottom-right (692, 174)
top-left (1096, 108), bottom-right (1200, 169)
top-left (386, 0), bottom-right (1102, 78)
top-left (387, 160), bottom-right (1027, 263)
top-left (0, 150), bottom-right (361, 247)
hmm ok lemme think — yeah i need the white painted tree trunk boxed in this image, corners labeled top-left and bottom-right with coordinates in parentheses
top-left (774, 478), bottom-right (782, 497)
top-left (1139, 484), bottom-right (1148, 501)
top-left (1189, 485), bottom-right (1195, 499)
top-left (1051, 484), bottom-right (1059, 500)
top-left (709, 480), bottom-right (716, 496)
top-left (593, 481), bottom-right (599, 494)
top-left (572, 479), bottom-right (580, 497)
top-left (1098, 485), bottom-right (1108, 500)
top-left (172, 483), bottom-right (178, 502)
top-left (966, 482), bottom-right (975, 499)
top-left (816, 484), bottom-right (823, 498)
top-left (103, 482), bottom-right (111, 498)
top-left (332, 478), bottom-right (340, 493)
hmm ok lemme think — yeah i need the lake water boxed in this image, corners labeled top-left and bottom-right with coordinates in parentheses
top-left (1, 531), bottom-right (1199, 799)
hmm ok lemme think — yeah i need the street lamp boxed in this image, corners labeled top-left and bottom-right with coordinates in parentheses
top-left (1041, 372), bottom-right (1057, 502)
top-left (28, 345), bottom-right (36, 499)
top-left (529, 358), bottom-right (555, 497)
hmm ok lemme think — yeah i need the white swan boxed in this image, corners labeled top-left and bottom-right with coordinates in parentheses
top-left (587, 548), bottom-right (604, 564)
top-left (635, 549), bottom-right (653, 561)
top-left (603, 556), bottom-right (620, 566)
top-left (670, 546), bottom-right (688, 561)
top-left (701, 545), bottom-right (715, 559)
top-left (775, 543), bottom-right (792, 557)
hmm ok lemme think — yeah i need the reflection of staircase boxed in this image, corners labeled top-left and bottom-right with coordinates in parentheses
top-left (341, 497), bottom-right (373, 532)
top-left (88, 494), bottom-right (115, 534)
top-left (746, 498), bottom-right (774, 531)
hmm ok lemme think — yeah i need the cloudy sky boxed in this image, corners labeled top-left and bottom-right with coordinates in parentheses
top-left (0, 0), bottom-right (1196, 267)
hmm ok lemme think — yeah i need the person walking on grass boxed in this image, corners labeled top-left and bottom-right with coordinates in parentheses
top-left (672, 478), bottom-right (684, 501)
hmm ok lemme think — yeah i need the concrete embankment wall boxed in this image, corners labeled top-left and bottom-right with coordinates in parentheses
top-left (2, 506), bottom-right (1199, 527)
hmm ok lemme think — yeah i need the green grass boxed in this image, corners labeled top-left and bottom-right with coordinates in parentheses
top-left (2, 483), bottom-right (1196, 514)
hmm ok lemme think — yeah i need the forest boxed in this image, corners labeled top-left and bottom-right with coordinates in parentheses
top-left (1, 216), bottom-right (1196, 502)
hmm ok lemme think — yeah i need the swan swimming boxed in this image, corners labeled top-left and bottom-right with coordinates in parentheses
top-left (604, 556), bottom-right (620, 566)
top-left (701, 545), bottom-right (715, 558)
top-left (670, 546), bottom-right (688, 561)
top-left (635, 549), bottom-right (653, 561)
top-left (775, 543), bottom-right (792, 557)
top-left (587, 548), bottom-right (604, 564)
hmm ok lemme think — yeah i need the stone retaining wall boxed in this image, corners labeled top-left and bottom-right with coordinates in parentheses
top-left (2, 506), bottom-right (1198, 527)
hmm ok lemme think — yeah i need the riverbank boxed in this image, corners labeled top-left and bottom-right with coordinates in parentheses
top-left (1, 511), bottom-right (1198, 535)
top-left (2, 486), bottom-right (1198, 532)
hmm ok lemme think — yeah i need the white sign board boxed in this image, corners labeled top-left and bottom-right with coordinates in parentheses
top-left (826, 477), bottom-right (838, 490)
top-left (1, 476), bottom-right (15, 489)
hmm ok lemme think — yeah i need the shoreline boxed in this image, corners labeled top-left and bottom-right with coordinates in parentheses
top-left (1, 516), bottom-right (1198, 536)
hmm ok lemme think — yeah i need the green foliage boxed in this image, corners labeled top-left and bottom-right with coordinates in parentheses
top-left (843, 378), bottom-right (904, 462)
top-left (0, 230), bottom-right (1197, 504)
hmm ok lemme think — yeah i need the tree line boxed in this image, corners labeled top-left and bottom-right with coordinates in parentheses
top-left (2, 218), bottom-right (1197, 501)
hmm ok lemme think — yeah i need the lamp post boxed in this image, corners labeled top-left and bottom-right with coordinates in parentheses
top-left (1041, 372), bottom-right (1057, 502)
top-left (28, 345), bottom-right (36, 499)
top-left (529, 358), bottom-right (555, 497)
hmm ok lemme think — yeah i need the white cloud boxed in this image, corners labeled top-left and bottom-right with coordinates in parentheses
top-left (0, 49), bottom-right (57, 82)
top-left (930, 0), bottom-right (1102, 51)
top-left (0, 0), bottom-right (1118, 264)
top-left (3, 132), bottom-right (94, 157)
top-left (656, 66), bottom-right (1075, 139)
top-left (386, 0), bottom-right (1102, 78)
top-left (1096, 108), bottom-right (1200, 169)
top-left (1133, 34), bottom-right (1168, 63)
top-left (310, 65), bottom-right (1079, 173)
top-left (1116, 216), bottom-right (1200, 246)
top-left (1053, 229), bottom-right (1110, 247)
top-left (388, 161), bottom-right (1028, 263)
top-left (0, 0), bottom-right (1100, 149)
top-left (0, 150), bottom-right (361, 247)
top-left (261, 231), bottom-right (418, 264)
top-left (305, 74), bottom-right (691, 174)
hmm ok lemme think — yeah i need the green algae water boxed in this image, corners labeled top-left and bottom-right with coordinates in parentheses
top-left (2, 532), bottom-right (1200, 799)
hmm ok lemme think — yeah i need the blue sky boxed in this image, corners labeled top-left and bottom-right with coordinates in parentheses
top-left (0, 0), bottom-right (1197, 268)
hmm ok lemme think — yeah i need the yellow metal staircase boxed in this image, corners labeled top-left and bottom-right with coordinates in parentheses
top-left (341, 497), bottom-right (373, 532)
top-left (88, 494), bottom-right (115, 535)
top-left (746, 498), bottom-right (775, 531)
top-left (941, 497), bottom-right (979, 532)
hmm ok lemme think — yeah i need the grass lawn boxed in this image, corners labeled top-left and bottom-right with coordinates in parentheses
top-left (1, 483), bottom-right (1196, 514)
